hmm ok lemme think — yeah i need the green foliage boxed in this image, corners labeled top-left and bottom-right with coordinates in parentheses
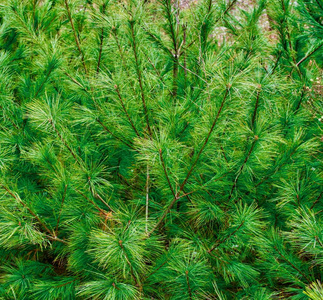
top-left (304, 280), bottom-right (323, 300)
top-left (0, 0), bottom-right (322, 298)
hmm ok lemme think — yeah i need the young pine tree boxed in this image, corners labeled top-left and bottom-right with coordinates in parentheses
top-left (0, 0), bottom-right (322, 299)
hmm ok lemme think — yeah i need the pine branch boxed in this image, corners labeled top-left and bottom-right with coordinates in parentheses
top-left (251, 86), bottom-right (261, 128)
top-left (295, 85), bottom-right (306, 111)
top-left (76, 189), bottom-right (107, 214)
top-left (185, 270), bottom-right (193, 300)
top-left (208, 0), bottom-right (213, 13)
top-left (142, 260), bottom-right (168, 282)
top-left (32, 0), bottom-right (37, 25)
top-left (144, 53), bottom-right (173, 95)
top-left (55, 278), bottom-right (78, 289)
top-left (159, 149), bottom-right (176, 197)
top-left (182, 25), bottom-right (187, 81)
top-left (215, 0), bottom-right (238, 23)
top-left (64, 0), bottom-right (88, 75)
top-left (252, 136), bottom-right (307, 191)
top-left (1, 185), bottom-right (67, 245)
top-left (118, 239), bottom-right (141, 288)
top-left (146, 55), bottom-right (165, 84)
top-left (208, 221), bottom-right (245, 253)
top-left (178, 62), bottom-right (207, 83)
top-left (63, 72), bottom-right (136, 150)
top-left (93, 192), bottom-right (115, 214)
top-left (228, 135), bottom-right (259, 200)
top-left (129, 21), bottom-right (152, 137)
top-left (114, 85), bottom-right (141, 137)
top-left (145, 165), bottom-right (149, 234)
top-left (96, 118), bottom-right (135, 150)
top-left (163, 0), bottom-right (179, 97)
top-left (274, 245), bottom-right (311, 283)
top-left (0, 105), bottom-right (19, 130)
top-left (296, 42), bottom-right (323, 67)
top-left (96, 27), bottom-right (105, 75)
top-left (163, 0), bottom-right (178, 56)
top-left (315, 0), bottom-right (323, 10)
top-left (96, 2), bottom-right (108, 75)
top-left (54, 184), bottom-right (68, 236)
top-left (179, 87), bottom-right (230, 194)
top-left (64, 72), bottom-right (88, 90)
top-left (148, 86), bottom-right (230, 236)
top-left (271, 50), bottom-right (282, 75)
top-left (310, 191), bottom-right (322, 209)
top-left (142, 27), bottom-right (173, 57)
top-left (178, 39), bottom-right (196, 57)
top-left (111, 27), bottom-right (133, 78)
top-left (34, 63), bottom-right (56, 98)
top-left (279, 0), bottom-right (303, 78)
top-left (49, 119), bottom-right (82, 168)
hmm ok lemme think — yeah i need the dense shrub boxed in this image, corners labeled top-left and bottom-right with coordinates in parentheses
top-left (0, 0), bottom-right (322, 298)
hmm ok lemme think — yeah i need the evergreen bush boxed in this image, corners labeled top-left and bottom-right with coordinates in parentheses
top-left (0, 0), bottom-right (322, 298)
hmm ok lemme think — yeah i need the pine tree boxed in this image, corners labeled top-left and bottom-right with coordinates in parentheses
top-left (0, 0), bottom-right (322, 299)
